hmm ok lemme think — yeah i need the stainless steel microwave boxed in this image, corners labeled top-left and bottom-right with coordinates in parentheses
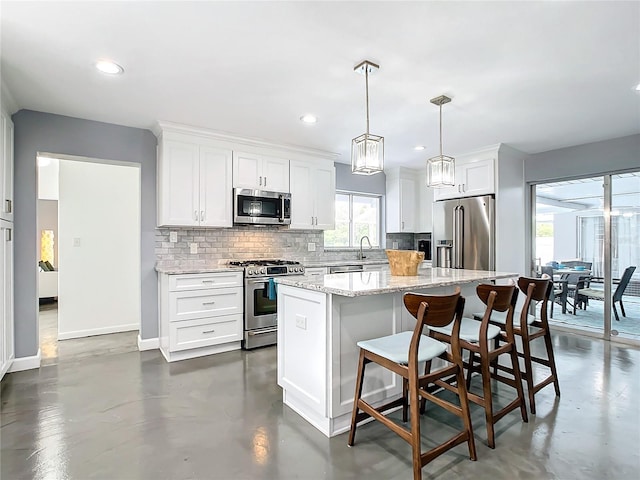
top-left (233, 189), bottom-right (291, 225)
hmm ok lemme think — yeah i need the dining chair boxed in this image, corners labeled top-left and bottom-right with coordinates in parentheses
top-left (427, 283), bottom-right (528, 448)
top-left (473, 277), bottom-right (560, 415)
top-left (576, 266), bottom-right (636, 321)
top-left (348, 289), bottom-right (476, 480)
top-left (540, 266), bottom-right (568, 317)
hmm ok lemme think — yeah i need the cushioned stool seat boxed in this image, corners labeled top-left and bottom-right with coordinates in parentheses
top-left (357, 331), bottom-right (447, 364)
top-left (429, 317), bottom-right (501, 343)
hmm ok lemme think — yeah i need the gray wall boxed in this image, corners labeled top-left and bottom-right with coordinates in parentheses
top-left (13, 110), bottom-right (157, 358)
top-left (335, 162), bottom-right (386, 194)
top-left (524, 134), bottom-right (640, 183)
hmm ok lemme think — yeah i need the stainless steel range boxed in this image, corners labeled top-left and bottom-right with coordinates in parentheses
top-left (229, 259), bottom-right (305, 349)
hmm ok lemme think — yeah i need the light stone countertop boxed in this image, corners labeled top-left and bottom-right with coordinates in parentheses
top-left (155, 264), bottom-right (244, 274)
top-left (275, 267), bottom-right (517, 297)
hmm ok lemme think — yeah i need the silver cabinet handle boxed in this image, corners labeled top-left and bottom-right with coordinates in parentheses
top-left (5, 199), bottom-right (11, 213)
top-left (194, 210), bottom-right (199, 221)
top-left (202, 329), bottom-right (216, 334)
top-left (5, 228), bottom-right (11, 241)
top-left (259, 176), bottom-right (262, 186)
top-left (201, 280), bottom-right (214, 284)
top-left (264, 177), bottom-right (267, 187)
top-left (402, 221), bottom-right (405, 230)
top-left (201, 210), bottom-right (205, 221)
top-left (202, 301), bottom-right (216, 305)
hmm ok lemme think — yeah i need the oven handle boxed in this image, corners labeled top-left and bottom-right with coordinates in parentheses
top-left (246, 278), bottom-right (269, 286)
top-left (248, 327), bottom-right (278, 336)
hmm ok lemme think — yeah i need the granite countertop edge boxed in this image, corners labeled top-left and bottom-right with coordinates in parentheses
top-left (155, 265), bottom-right (244, 274)
top-left (276, 271), bottom-right (518, 297)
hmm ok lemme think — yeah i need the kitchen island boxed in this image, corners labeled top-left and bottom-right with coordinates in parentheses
top-left (275, 267), bottom-right (517, 437)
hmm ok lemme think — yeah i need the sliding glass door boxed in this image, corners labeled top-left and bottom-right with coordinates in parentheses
top-left (532, 172), bottom-right (639, 343)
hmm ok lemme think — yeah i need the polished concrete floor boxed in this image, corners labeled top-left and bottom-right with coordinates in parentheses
top-left (2, 330), bottom-right (639, 479)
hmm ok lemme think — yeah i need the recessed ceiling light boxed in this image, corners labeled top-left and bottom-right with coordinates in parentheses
top-left (95, 59), bottom-right (124, 75)
top-left (300, 114), bottom-right (318, 124)
top-left (414, 146), bottom-right (425, 151)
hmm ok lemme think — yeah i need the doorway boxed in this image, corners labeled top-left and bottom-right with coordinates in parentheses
top-left (531, 172), bottom-right (640, 343)
top-left (37, 153), bottom-right (141, 364)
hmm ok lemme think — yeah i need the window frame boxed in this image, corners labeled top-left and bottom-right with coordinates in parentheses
top-left (324, 190), bottom-right (382, 249)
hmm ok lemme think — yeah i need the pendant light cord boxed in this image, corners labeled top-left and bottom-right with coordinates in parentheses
top-left (365, 67), bottom-right (370, 135)
top-left (439, 104), bottom-right (443, 156)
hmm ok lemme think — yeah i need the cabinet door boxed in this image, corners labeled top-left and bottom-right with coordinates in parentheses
top-left (199, 146), bottom-right (233, 227)
top-left (289, 161), bottom-right (314, 229)
top-left (399, 177), bottom-right (416, 232)
top-left (417, 181), bottom-right (433, 233)
top-left (262, 156), bottom-right (290, 193)
top-left (0, 111), bottom-right (13, 222)
top-left (432, 181), bottom-right (459, 201)
top-left (1, 221), bottom-right (13, 376)
top-left (232, 151), bottom-right (262, 189)
top-left (159, 140), bottom-right (200, 226)
top-left (313, 164), bottom-right (335, 230)
top-left (459, 157), bottom-right (495, 197)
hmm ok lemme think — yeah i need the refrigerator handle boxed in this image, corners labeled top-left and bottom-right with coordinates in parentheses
top-left (457, 205), bottom-right (464, 268)
top-left (452, 206), bottom-right (458, 268)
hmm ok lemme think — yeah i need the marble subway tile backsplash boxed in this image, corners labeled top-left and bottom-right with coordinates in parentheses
top-left (155, 227), bottom-right (388, 267)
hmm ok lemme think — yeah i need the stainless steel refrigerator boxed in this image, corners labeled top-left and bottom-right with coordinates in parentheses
top-left (432, 195), bottom-right (495, 270)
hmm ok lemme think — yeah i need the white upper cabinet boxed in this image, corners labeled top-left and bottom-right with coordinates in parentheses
top-left (416, 177), bottom-right (434, 233)
top-left (290, 160), bottom-right (335, 230)
top-left (0, 109), bottom-right (14, 222)
top-left (386, 167), bottom-right (417, 233)
top-left (232, 151), bottom-right (289, 192)
top-left (158, 135), bottom-right (232, 227)
top-left (433, 153), bottom-right (495, 201)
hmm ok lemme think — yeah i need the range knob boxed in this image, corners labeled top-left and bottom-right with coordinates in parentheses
top-left (247, 269), bottom-right (254, 275)
top-left (260, 268), bottom-right (266, 274)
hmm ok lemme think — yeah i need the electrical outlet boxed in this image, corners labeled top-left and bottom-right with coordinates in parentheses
top-left (190, 243), bottom-right (198, 254)
top-left (307, 242), bottom-right (316, 252)
top-left (73, 237), bottom-right (81, 247)
top-left (392, 241), bottom-right (399, 249)
top-left (295, 314), bottom-right (307, 330)
top-left (169, 231), bottom-right (178, 243)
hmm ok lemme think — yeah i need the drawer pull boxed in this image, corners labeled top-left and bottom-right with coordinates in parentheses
top-left (202, 329), bottom-right (216, 334)
top-left (202, 280), bottom-right (215, 283)
top-left (202, 301), bottom-right (216, 305)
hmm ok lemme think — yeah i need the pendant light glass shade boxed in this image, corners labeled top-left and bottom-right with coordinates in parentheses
top-left (351, 60), bottom-right (384, 175)
top-left (426, 95), bottom-right (455, 187)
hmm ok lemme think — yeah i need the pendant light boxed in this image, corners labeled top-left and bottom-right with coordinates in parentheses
top-left (351, 60), bottom-right (384, 175)
top-left (426, 95), bottom-right (455, 187)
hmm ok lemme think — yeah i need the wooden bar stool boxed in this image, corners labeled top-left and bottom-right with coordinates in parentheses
top-left (427, 283), bottom-right (528, 448)
top-left (348, 289), bottom-right (477, 480)
top-left (473, 277), bottom-right (560, 414)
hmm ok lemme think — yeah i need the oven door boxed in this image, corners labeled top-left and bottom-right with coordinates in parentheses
top-left (245, 278), bottom-right (278, 331)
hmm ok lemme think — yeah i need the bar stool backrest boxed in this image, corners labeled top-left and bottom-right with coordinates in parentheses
top-left (517, 276), bottom-right (552, 325)
top-left (403, 288), bottom-right (464, 328)
top-left (476, 283), bottom-right (518, 313)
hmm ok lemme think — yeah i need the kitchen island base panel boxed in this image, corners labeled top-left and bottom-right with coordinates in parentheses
top-left (277, 282), bottom-right (489, 437)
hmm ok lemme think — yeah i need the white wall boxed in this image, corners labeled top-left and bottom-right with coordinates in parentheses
top-left (58, 160), bottom-right (140, 339)
top-left (38, 157), bottom-right (59, 200)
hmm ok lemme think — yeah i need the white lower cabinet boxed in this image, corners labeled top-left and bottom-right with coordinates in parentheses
top-left (159, 271), bottom-right (243, 362)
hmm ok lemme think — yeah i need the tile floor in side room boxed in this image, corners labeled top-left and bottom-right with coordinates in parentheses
top-left (1, 305), bottom-right (639, 479)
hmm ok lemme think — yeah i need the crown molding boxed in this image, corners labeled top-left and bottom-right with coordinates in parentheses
top-left (154, 120), bottom-right (340, 161)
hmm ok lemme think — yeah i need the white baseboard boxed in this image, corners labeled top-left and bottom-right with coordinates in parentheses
top-left (137, 335), bottom-right (159, 351)
top-left (8, 349), bottom-right (42, 372)
top-left (58, 323), bottom-right (138, 340)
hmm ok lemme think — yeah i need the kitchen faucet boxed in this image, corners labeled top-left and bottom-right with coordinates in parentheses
top-left (358, 235), bottom-right (372, 260)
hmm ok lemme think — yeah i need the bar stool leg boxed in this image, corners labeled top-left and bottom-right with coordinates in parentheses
top-left (408, 369), bottom-right (422, 480)
top-left (520, 334), bottom-right (537, 415)
top-left (480, 354), bottom-right (496, 449)
top-left (402, 378), bottom-right (409, 423)
top-left (543, 330), bottom-right (561, 397)
top-left (456, 363), bottom-right (478, 461)
top-left (509, 344), bottom-right (529, 423)
top-left (348, 349), bottom-right (367, 446)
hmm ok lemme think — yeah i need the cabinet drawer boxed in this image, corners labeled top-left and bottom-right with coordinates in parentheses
top-left (169, 272), bottom-right (243, 291)
top-left (169, 287), bottom-right (242, 321)
top-left (169, 315), bottom-right (242, 352)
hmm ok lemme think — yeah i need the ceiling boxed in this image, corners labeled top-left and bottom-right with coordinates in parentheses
top-left (2, 1), bottom-right (639, 169)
